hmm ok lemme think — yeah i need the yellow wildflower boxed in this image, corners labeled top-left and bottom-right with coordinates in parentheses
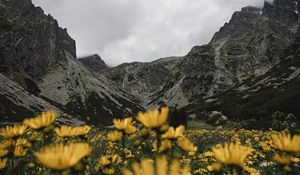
top-left (177, 137), bottom-right (197, 155)
top-left (0, 150), bottom-right (8, 157)
top-left (137, 107), bottom-right (169, 128)
top-left (95, 155), bottom-right (122, 173)
top-left (103, 167), bottom-right (115, 174)
top-left (107, 130), bottom-right (123, 142)
top-left (34, 143), bottom-right (92, 170)
top-left (15, 139), bottom-right (31, 148)
top-left (271, 132), bottom-right (300, 152)
top-left (122, 155), bottom-right (190, 175)
top-left (273, 153), bottom-right (291, 165)
top-left (54, 125), bottom-right (91, 137)
top-left (113, 117), bottom-right (137, 135)
top-left (210, 142), bottom-right (253, 168)
top-left (0, 158), bottom-right (7, 170)
top-left (14, 146), bottom-right (27, 157)
top-left (23, 111), bottom-right (58, 129)
top-left (0, 125), bottom-right (27, 138)
top-left (0, 139), bottom-right (13, 149)
top-left (158, 139), bottom-right (172, 153)
top-left (161, 125), bottom-right (184, 140)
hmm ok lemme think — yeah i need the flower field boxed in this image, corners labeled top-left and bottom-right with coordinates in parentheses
top-left (0, 108), bottom-right (299, 175)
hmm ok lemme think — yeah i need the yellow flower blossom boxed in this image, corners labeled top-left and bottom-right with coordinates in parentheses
top-left (34, 143), bottom-right (92, 170)
top-left (161, 125), bottom-right (184, 140)
top-left (0, 139), bottom-right (13, 149)
top-left (54, 125), bottom-right (91, 137)
top-left (177, 137), bottom-right (197, 155)
top-left (137, 107), bottom-right (169, 128)
top-left (210, 143), bottom-right (253, 168)
top-left (0, 150), bottom-right (8, 157)
top-left (103, 167), bottom-right (115, 174)
top-left (122, 156), bottom-right (190, 175)
top-left (271, 132), bottom-right (300, 152)
top-left (95, 155), bottom-right (122, 173)
top-left (0, 158), bottom-right (7, 170)
top-left (273, 153), bottom-right (292, 165)
top-left (0, 125), bottom-right (27, 138)
top-left (113, 117), bottom-right (137, 135)
top-left (107, 130), bottom-right (123, 142)
top-left (14, 146), bottom-right (27, 157)
top-left (15, 139), bottom-right (31, 148)
top-left (23, 111), bottom-right (58, 129)
top-left (158, 139), bottom-right (172, 153)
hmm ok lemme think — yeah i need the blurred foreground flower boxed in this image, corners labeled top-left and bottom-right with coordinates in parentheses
top-left (95, 155), bottom-right (122, 174)
top-left (54, 125), bottom-right (91, 137)
top-left (0, 125), bottom-right (27, 138)
top-left (113, 117), bottom-right (137, 135)
top-left (137, 107), bottom-right (169, 129)
top-left (23, 111), bottom-right (58, 129)
top-left (177, 137), bottom-right (197, 155)
top-left (207, 143), bottom-right (253, 171)
top-left (107, 130), bottom-right (123, 142)
top-left (122, 155), bottom-right (190, 175)
top-left (161, 125), bottom-right (184, 140)
top-left (0, 158), bottom-right (7, 170)
top-left (0, 139), bottom-right (13, 149)
top-left (0, 150), bottom-right (8, 157)
top-left (272, 132), bottom-right (300, 152)
top-left (34, 143), bottom-right (92, 170)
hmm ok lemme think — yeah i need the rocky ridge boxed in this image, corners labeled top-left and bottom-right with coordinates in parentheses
top-left (78, 54), bottom-right (107, 72)
top-left (0, 0), bottom-right (143, 125)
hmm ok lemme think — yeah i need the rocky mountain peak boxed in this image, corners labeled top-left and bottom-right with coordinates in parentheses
top-left (263, 0), bottom-right (299, 26)
top-left (78, 54), bottom-right (107, 72)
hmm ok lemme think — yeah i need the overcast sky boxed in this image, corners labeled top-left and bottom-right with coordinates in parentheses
top-left (32, 0), bottom-right (268, 66)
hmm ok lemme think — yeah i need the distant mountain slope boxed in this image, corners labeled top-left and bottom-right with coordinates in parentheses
top-left (78, 54), bottom-right (108, 72)
top-left (0, 0), bottom-right (143, 125)
top-left (185, 5), bottom-right (300, 123)
top-left (103, 0), bottom-right (299, 108)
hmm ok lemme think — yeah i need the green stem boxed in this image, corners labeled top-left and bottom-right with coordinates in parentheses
top-left (155, 130), bottom-right (160, 155)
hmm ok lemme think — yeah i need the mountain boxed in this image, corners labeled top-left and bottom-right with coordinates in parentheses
top-left (78, 54), bottom-right (108, 72)
top-left (184, 0), bottom-right (300, 126)
top-left (102, 0), bottom-right (299, 109)
top-left (185, 20), bottom-right (300, 126)
top-left (0, 0), bottom-right (143, 125)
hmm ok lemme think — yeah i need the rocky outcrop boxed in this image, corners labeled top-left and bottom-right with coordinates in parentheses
top-left (0, 0), bottom-right (143, 125)
top-left (78, 54), bottom-right (107, 72)
top-left (0, 0), bottom-right (76, 78)
top-left (103, 0), bottom-right (299, 109)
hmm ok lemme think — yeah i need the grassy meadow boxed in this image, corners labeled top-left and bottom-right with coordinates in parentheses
top-left (0, 108), bottom-right (299, 175)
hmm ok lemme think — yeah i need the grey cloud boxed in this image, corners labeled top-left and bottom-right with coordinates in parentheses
top-left (32, 0), bottom-right (267, 66)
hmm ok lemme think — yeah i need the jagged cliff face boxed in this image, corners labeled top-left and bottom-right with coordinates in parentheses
top-left (103, 0), bottom-right (299, 108)
top-left (0, 0), bottom-right (143, 125)
top-left (0, 0), bottom-right (76, 78)
top-left (185, 0), bottom-right (300, 123)
top-left (186, 20), bottom-right (300, 123)
top-left (78, 54), bottom-right (108, 72)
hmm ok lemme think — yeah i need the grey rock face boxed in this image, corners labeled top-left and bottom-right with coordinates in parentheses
top-left (0, 0), bottom-right (144, 125)
top-left (0, 0), bottom-right (76, 78)
top-left (185, 17), bottom-right (300, 126)
top-left (78, 54), bottom-right (108, 72)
